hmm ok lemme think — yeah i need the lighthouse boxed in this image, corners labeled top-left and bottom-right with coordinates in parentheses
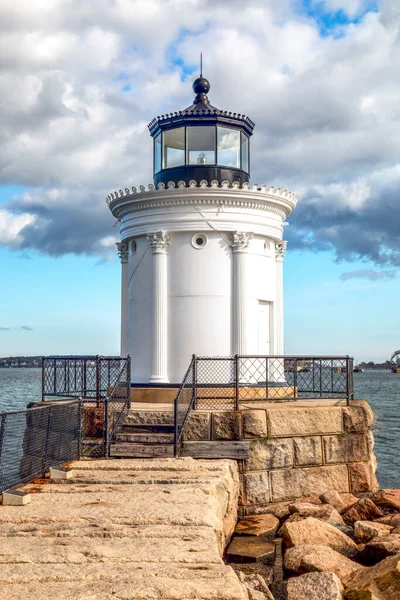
top-left (107, 74), bottom-right (297, 386)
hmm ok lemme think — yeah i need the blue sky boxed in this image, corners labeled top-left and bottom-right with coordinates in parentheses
top-left (0, 0), bottom-right (399, 362)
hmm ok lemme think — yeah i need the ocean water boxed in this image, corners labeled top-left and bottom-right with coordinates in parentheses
top-left (0, 368), bottom-right (399, 488)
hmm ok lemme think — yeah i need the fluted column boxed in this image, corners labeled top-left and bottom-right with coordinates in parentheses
top-left (231, 231), bottom-right (253, 355)
top-left (116, 242), bottom-right (129, 357)
top-left (146, 231), bottom-right (170, 383)
top-left (275, 241), bottom-right (287, 355)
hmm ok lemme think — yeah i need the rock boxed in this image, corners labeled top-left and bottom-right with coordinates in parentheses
top-left (320, 491), bottom-right (346, 512)
top-left (373, 489), bottom-right (400, 512)
top-left (237, 572), bottom-right (275, 600)
top-left (284, 544), bottom-right (364, 583)
top-left (287, 572), bottom-right (344, 600)
top-left (184, 411), bottom-right (211, 441)
top-left (359, 535), bottom-right (400, 565)
top-left (267, 406), bottom-right (343, 437)
top-left (339, 493), bottom-right (360, 514)
top-left (354, 521), bottom-right (393, 543)
top-left (375, 514), bottom-right (400, 528)
top-left (293, 436), bottom-right (323, 466)
top-left (243, 472), bottom-right (270, 505)
top-left (242, 502), bottom-right (290, 520)
top-left (323, 434), bottom-right (370, 465)
top-left (246, 439), bottom-right (293, 471)
top-left (344, 553), bottom-right (400, 599)
top-left (289, 503), bottom-right (345, 525)
top-left (282, 517), bottom-right (358, 557)
top-left (235, 514), bottom-right (279, 538)
top-left (342, 498), bottom-right (384, 525)
top-left (342, 401), bottom-right (375, 433)
top-left (348, 461), bottom-right (379, 494)
top-left (270, 465), bottom-right (350, 502)
top-left (212, 412), bottom-right (242, 440)
top-left (226, 536), bottom-right (275, 563)
top-left (332, 524), bottom-right (356, 540)
top-left (243, 411), bottom-right (268, 438)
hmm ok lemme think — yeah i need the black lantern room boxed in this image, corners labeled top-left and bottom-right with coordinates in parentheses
top-left (148, 75), bottom-right (255, 187)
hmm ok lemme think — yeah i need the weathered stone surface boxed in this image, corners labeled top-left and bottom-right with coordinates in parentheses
top-left (243, 411), bottom-right (268, 438)
top-left (376, 514), bottom-right (400, 527)
top-left (293, 436), bottom-right (323, 466)
top-left (282, 517), bottom-right (359, 557)
top-left (373, 489), bottom-right (400, 512)
top-left (270, 465), bottom-right (349, 503)
top-left (213, 412), bottom-right (242, 441)
top-left (267, 407), bottom-right (343, 438)
top-left (242, 501), bottom-right (291, 519)
top-left (348, 461), bottom-right (379, 494)
top-left (343, 401), bottom-right (375, 433)
top-left (184, 411), bottom-right (211, 441)
top-left (235, 514), bottom-right (279, 538)
top-left (345, 553), bottom-right (400, 599)
top-left (284, 544), bottom-right (364, 583)
top-left (359, 535), bottom-right (400, 565)
top-left (247, 439), bottom-right (293, 471)
top-left (226, 536), bottom-right (275, 563)
top-left (323, 434), bottom-right (369, 465)
top-left (288, 503), bottom-right (344, 525)
top-left (244, 472), bottom-right (270, 505)
top-left (237, 572), bottom-right (275, 600)
top-left (354, 521), bottom-right (392, 543)
top-left (287, 572), bottom-right (344, 600)
top-left (342, 498), bottom-right (384, 525)
top-left (320, 490), bottom-right (346, 512)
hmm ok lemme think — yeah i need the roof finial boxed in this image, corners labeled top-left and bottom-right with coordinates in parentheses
top-left (200, 52), bottom-right (203, 78)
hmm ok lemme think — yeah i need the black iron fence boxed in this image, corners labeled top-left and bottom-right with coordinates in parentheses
top-left (0, 402), bottom-right (80, 494)
top-left (174, 355), bottom-right (353, 454)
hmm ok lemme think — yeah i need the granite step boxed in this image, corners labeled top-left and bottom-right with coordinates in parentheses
top-left (109, 442), bottom-right (175, 458)
top-left (115, 432), bottom-right (174, 444)
top-left (124, 409), bottom-right (174, 426)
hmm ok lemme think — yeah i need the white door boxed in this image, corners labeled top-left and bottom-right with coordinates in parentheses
top-left (258, 301), bottom-right (270, 355)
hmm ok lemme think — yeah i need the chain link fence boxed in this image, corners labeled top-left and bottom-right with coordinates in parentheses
top-left (0, 402), bottom-right (80, 494)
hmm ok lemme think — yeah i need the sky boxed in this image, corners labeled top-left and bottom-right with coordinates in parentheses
top-left (0, 0), bottom-right (399, 362)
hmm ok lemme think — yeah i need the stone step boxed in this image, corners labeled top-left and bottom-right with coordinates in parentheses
top-left (110, 442), bottom-right (175, 458)
top-left (124, 410), bottom-right (174, 426)
top-left (120, 423), bottom-right (174, 434)
top-left (115, 432), bottom-right (174, 444)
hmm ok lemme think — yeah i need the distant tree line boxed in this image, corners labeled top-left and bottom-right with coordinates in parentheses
top-left (0, 356), bottom-right (42, 368)
top-left (358, 360), bottom-right (398, 369)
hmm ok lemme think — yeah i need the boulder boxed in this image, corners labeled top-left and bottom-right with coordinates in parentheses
top-left (376, 514), bottom-right (400, 528)
top-left (237, 572), bottom-right (275, 600)
top-left (320, 491), bottom-right (346, 512)
top-left (282, 517), bottom-right (359, 558)
top-left (284, 544), bottom-right (364, 583)
top-left (235, 514), bottom-right (279, 539)
top-left (344, 553), bottom-right (400, 599)
top-left (287, 572), bottom-right (344, 600)
top-left (354, 521), bottom-right (393, 543)
top-left (226, 536), bottom-right (275, 563)
top-left (359, 535), bottom-right (400, 565)
top-left (289, 502), bottom-right (345, 525)
top-left (342, 498), bottom-right (384, 525)
top-left (373, 489), bottom-right (400, 512)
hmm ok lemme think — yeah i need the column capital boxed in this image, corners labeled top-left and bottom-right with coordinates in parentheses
top-left (146, 231), bottom-right (170, 254)
top-left (116, 241), bottom-right (129, 263)
top-left (275, 241), bottom-right (288, 261)
top-left (231, 231), bottom-right (253, 253)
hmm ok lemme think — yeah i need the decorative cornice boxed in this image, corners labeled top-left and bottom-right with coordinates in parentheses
top-left (275, 241), bottom-right (288, 261)
top-left (231, 231), bottom-right (253, 252)
top-left (146, 231), bottom-right (170, 254)
top-left (116, 241), bottom-right (129, 263)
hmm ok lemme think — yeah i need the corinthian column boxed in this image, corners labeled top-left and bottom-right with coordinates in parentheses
top-left (146, 231), bottom-right (170, 383)
top-left (231, 231), bottom-right (253, 355)
top-left (274, 241), bottom-right (287, 356)
top-left (116, 242), bottom-right (129, 357)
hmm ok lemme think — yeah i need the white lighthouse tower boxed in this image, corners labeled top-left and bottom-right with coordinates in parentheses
top-left (107, 74), bottom-right (297, 386)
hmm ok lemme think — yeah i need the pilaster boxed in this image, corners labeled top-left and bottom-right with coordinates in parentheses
top-left (116, 242), bottom-right (129, 357)
top-left (231, 231), bottom-right (253, 355)
top-left (274, 241), bottom-right (287, 356)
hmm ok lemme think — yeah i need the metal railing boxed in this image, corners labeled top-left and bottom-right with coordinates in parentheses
top-left (42, 355), bottom-right (131, 458)
top-left (173, 355), bottom-right (353, 454)
top-left (0, 402), bottom-right (81, 493)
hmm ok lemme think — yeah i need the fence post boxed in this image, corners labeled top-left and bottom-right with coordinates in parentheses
top-left (78, 399), bottom-right (83, 458)
top-left (173, 396), bottom-right (178, 457)
top-left (265, 356), bottom-right (269, 400)
top-left (43, 406), bottom-right (52, 473)
top-left (96, 355), bottom-right (101, 407)
top-left (83, 359), bottom-right (87, 400)
top-left (293, 358), bottom-right (298, 398)
top-left (42, 357), bottom-right (46, 402)
top-left (235, 355), bottom-right (239, 410)
top-left (127, 355), bottom-right (131, 409)
top-left (104, 396), bottom-right (109, 458)
top-left (192, 355), bottom-right (197, 410)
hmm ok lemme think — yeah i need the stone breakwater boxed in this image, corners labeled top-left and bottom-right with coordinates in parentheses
top-left (0, 458), bottom-right (250, 600)
top-left (181, 399), bottom-right (378, 513)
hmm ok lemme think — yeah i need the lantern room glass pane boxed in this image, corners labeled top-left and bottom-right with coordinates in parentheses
top-left (163, 127), bottom-right (185, 168)
top-left (241, 132), bottom-right (249, 173)
top-left (217, 127), bottom-right (240, 168)
top-left (154, 132), bottom-right (162, 173)
top-left (187, 126), bottom-right (216, 165)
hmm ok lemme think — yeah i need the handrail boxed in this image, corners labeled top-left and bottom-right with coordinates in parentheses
top-left (174, 355), bottom-right (196, 457)
top-left (106, 356), bottom-right (132, 454)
